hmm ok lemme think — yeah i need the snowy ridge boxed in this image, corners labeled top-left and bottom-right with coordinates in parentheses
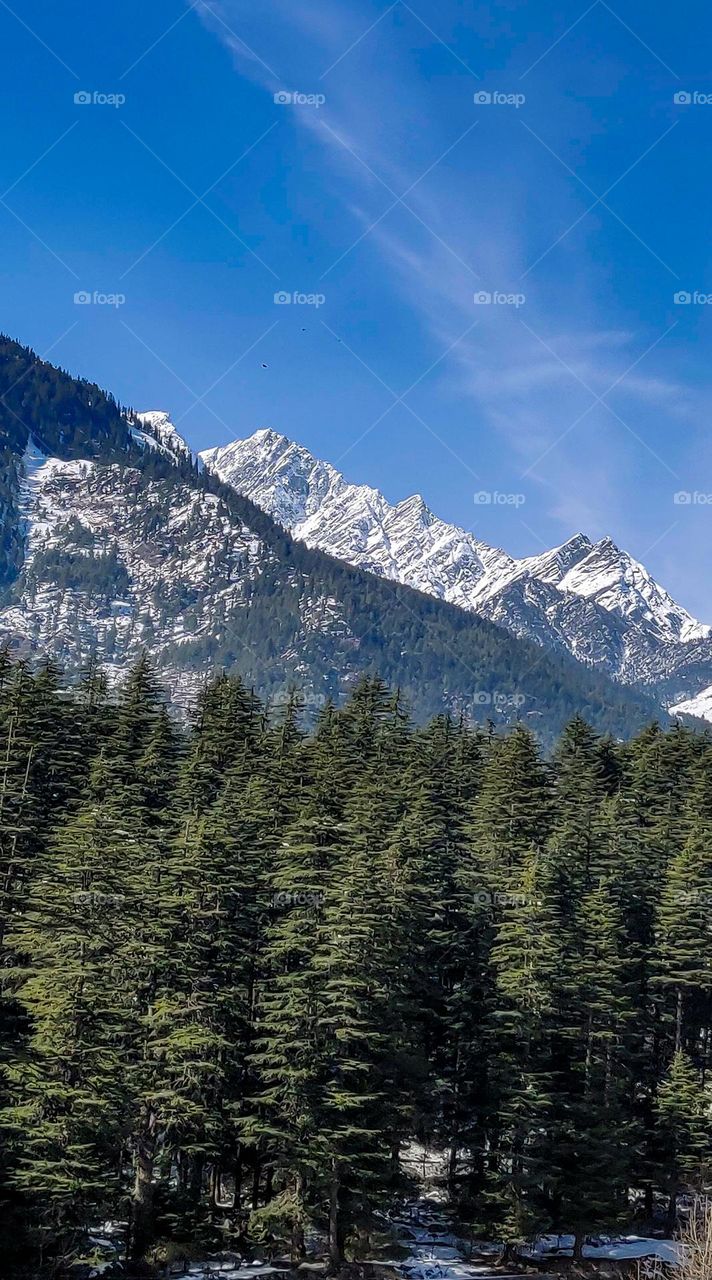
top-left (201, 428), bottom-right (712, 720)
top-left (134, 410), bottom-right (204, 470)
top-left (201, 431), bottom-right (517, 614)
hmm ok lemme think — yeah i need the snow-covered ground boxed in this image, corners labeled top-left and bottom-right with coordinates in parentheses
top-left (84, 1236), bottom-right (681, 1279)
top-left (524, 1231), bottom-right (680, 1264)
top-left (83, 1202), bottom-right (680, 1278)
top-left (385, 1205), bottom-right (680, 1278)
top-left (670, 682), bottom-right (712, 720)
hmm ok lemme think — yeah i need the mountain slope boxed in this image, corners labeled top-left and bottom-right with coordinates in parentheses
top-left (0, 335), bottom-right (667, 740)
top-left (202, 429), bottom-right (712, 715)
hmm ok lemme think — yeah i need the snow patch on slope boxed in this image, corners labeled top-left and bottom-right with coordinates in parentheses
top-left (669, 684), bottom-right (712, 720)
top-left (1, 437), bottom-right (264, 694)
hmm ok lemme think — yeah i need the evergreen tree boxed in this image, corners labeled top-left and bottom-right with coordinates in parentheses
top-left (656, 1051), bottom-right (712, 1224)
top-left (1, 650), bottom-right (712, 1274)
top-left (468, 726), bottom-right (551, 892)
top-left (3, 755), bottom-right (137, 1253)
top-left (482, 849), bottom-right (560, 1246)
top-left (654, 754), bottom-right (712, 1059)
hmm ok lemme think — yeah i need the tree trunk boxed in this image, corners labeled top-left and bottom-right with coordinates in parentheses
top-left (131, 1120), bottom-right (156, 1261)
top-left (291, 1171), bottom-right (306, 1263)
top-left (328, 1159), bottom-right (341, 1272)
top-left (666, 1191), bottom-right (678, 1234)
top-left (191, 1154), bottom-right (205, 1208)
top-left (251, 1153), bottom-right (261, 1210)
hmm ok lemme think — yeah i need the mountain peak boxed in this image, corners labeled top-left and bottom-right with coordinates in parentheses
top-left (135, 411), bottom-right (194, 463)
top-left (564, 532), bottom-right (593, 551)
top-left (248, 427), bottom-right (293, 449)
top-left (201, 426), bottom-right (712, 712)
top-left (559, 535), bottom-right (710, 643)
top-left (589, 534), bottom-right (620, 555)
top-left (395, 493), bottom-right (430, 520)
top-left (200, 431), bottom-right (343, 531)
top-left (201, 433), bottom-right (510, 605)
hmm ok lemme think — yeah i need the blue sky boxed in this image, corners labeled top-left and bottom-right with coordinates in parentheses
top-left (3, 0), bottom-right (712, 615)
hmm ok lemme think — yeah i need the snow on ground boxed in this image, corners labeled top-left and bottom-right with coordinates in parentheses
top-left (388, 1206), bottom-right (680, 1276)
top-left (524, 1231), bottom-right (680, 1263)
top-left (85, 1203), bottom-right (680, 1278)
top-left (185, 1266), bottom-right (290, 1277)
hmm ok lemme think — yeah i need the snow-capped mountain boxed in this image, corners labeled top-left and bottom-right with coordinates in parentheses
top-left (5, 333), bottom-right (666, 741)
top-left (201, 429), bottom-right (712, 717)
top-left (202, 430), bottom-right (512, 611)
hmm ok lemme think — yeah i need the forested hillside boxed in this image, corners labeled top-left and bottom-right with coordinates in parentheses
top-left (0, 334), bottom-right (672, 742)
top-left (1, 651), bottom-right (711, 1276)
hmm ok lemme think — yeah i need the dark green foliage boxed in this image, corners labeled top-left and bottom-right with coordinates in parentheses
top-left (1, 656), bottom-right (712, 1276)
top-left (29, 545), bottom-right (130, 599)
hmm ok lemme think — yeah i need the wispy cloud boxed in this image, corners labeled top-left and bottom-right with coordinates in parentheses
top-left (193, 0), bottom-right (709, 612)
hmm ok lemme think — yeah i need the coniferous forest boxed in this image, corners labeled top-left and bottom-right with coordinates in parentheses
top-left (1, 648), bottom-right (712, 1276)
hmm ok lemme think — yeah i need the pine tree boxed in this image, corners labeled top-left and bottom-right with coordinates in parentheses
top-left (151, 766), bottom-right (277, 1242)
top-left (468, 725), bottom-right (551, 893)
top-left (401, 716), bottom-right (486, 1197)
top-left (3, 754), bottom-right (138, 1251)
top-left (315, 780), bottom-right (421, 1270)
top-left (656, 1051), bottom-right (712, 1224)
top-left (552, 880), bottom-right (639, 1248)
top-left (246, 718), bottom-right (351, 1258)
top-left (180, 674), bottom-right (264, 817)
top-left (547, 716), bottom-right (608, 905)
top-left (482, 848), bottom-right (561, 1247)
top-left (654, 755), bottom-right (712, 1059)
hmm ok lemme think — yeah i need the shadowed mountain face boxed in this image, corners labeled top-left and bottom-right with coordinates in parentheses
top-left (202, 428), bottom-right (712, 720)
